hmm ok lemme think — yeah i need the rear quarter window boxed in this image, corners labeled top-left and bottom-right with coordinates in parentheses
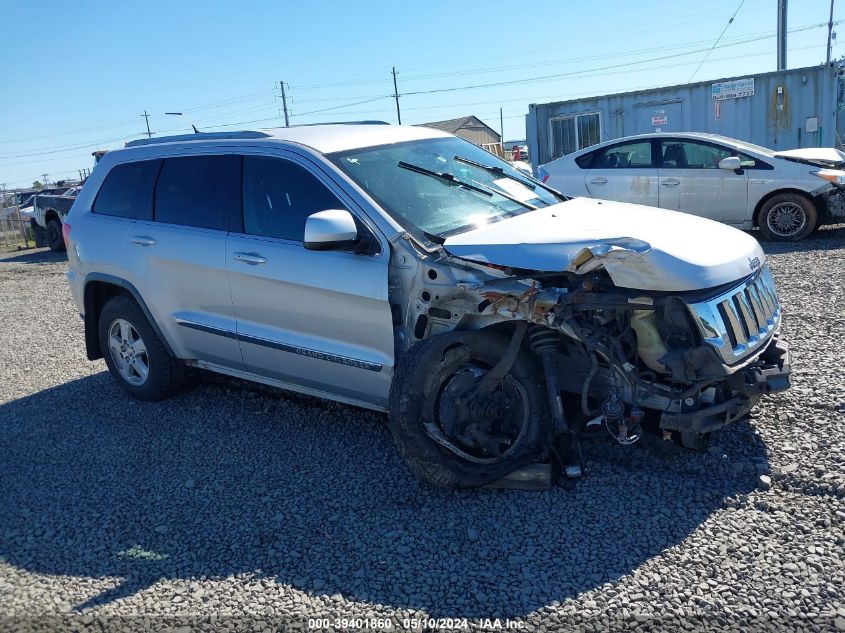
top-left (574, 151), bottom-right (596, 168)
top-left (93, 159), bottom-right (161, 219)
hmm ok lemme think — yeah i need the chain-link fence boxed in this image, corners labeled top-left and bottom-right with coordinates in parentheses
top-left (0, 198), bottom-right (35, 252)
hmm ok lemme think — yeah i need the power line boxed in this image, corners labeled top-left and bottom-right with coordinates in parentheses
top-left (287, 3), bottom-right (769, 90)
top-left (400, 25), bottom-right (830, 98)
top-left (289, 96), bottom-right (390, 118)
top-left (0, 19), bottom-right (835, 169)
top-left (688, 0), bottom-right (746, 82)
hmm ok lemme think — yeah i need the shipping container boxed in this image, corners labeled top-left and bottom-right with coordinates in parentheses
top-left (526, 64), bottom-right (845, 172)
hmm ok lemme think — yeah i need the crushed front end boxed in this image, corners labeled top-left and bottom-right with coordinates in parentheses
top-left (532, 262), bottom-right (792, 449)
top-left (400, 250), bottom-right (791, 457)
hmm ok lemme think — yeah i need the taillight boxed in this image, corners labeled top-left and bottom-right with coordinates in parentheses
top-left (62, 222), bottom-right (71, 248)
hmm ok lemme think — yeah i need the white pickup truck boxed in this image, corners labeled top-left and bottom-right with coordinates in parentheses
top-left (32, 187), bottom-right (80, 251)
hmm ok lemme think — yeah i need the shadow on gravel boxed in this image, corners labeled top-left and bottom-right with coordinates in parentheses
top-left (0, 372), bottom-right (768, 618)
top-left (0, 248), bottom-right (66, 264)
top-left (754, 223), bottom-right (845, 255)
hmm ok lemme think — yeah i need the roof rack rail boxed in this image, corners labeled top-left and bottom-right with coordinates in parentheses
top-left (125, 130), bottom-right (272, 148)
top-left (294, 120), bottom-right (390, 127)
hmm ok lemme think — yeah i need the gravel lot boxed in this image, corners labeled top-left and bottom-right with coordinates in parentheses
top-left (1, 228), bottom-right (844, 632)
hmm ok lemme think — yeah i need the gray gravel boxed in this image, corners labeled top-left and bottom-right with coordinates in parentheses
top-left (1, 227), bottom-right (844, 632)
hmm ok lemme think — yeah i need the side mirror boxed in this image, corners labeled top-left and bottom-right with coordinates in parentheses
top-left (718, 156), bottom-right (742, 171)
top-left (304, 209), bottom-right (358, 251)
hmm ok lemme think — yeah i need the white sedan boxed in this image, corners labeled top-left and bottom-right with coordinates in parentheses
top-left (539, 132), bottom-right (845, 241)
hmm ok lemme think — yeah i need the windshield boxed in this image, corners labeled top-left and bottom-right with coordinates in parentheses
top-left (329, 137), bottom-right (562, 240)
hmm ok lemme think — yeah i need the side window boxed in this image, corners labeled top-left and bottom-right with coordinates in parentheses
top-left (595, 141), bottom-right (653, 168)
top-left (154, 155), bottom-right (240, 230)
top-left (738, 151), bottom-right (767, 169)
top-left (93, 159), bottom-right (160, 219)
top-left (242, 156), bottom-right (343, 241)
top-left (661, 141), bottom-right (732, 169)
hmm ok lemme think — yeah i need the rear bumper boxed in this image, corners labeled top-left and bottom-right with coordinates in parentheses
top-left (659, 333), bottom-right (791, 434)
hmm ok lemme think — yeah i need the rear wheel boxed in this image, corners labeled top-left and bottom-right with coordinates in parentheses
top-left (388, 330), bottom-right (551, 488)
top-left (98, 295), bottom-right (185, 401)
top-left (46, 219), bottom-right (65, 252)
top-left (758, 193), bottom-right (817, 241)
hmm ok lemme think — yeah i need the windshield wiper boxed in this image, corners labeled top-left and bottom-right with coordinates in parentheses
top-left (422, 230), bottom-right (445, 245)
top-left (398, 161), bottom-right (493, 197)
top-left (397, 161), bottom-right (537, 211)
top-left (453, 155), bottom-right (566, 200)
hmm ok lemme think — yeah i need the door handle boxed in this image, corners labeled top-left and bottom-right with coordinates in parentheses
top-left (589, 177), bottom-right (608, 185)
top-left (233, 252), bottom-right (267, 265)
top-left (660, 178), bottom-right (681, 186)
top-left (130, 236), bottom-right (156, 246)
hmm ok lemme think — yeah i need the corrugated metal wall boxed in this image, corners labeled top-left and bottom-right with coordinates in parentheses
top-left (527, 65), bottom-right (844, 170)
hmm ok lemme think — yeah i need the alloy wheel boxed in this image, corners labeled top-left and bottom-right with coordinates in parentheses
top-left (107, 318), bottom-right (149, 386)
top-left (767, 202), bottom-right (807, 238)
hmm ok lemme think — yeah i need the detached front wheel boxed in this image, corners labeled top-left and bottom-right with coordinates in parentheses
top-left (388, 330), bottom-right (551, 488)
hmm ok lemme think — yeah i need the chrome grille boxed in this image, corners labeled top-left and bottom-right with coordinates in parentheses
top-left (687, 265), bottom-right (781, 365)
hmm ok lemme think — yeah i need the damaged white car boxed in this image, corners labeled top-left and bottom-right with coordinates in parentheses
top-left (65, 124), bottom-right (791, 489)
top-left (539, 132), bottom-right (845, 241)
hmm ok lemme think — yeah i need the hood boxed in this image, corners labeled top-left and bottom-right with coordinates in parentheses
top-left (442, 198), bottom-right (765, 292)
top-left (774, 147), bottom-right (845, 166)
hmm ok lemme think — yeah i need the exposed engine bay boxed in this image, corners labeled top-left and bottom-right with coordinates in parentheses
top-left (388, 232), bottom-right (792, 486)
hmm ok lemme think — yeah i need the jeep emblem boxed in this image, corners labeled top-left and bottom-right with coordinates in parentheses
top-left (748, 256), bottom-right (761, 271)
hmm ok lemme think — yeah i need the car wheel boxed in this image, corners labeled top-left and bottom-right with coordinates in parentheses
top-left (388, 329), bottom-right (552, 488)
top-left (98, 294), bottom-right (185, 401)
top-left (46, 219), bottom-right (65, 252)
top-left (758, 193), bottom-right (817, 241)
top-left (30, 219), bottom-right (46, 248)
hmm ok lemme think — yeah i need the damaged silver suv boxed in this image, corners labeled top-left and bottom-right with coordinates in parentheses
top-left (65, 123), bottom-right (791, 487)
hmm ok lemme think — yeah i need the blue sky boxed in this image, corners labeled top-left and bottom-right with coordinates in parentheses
top-left (1, 0), bottom-right (842, 189)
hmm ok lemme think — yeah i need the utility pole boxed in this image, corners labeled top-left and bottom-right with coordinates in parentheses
top-left (777, 0), bottom-right (788, 71)
top-left (141, 110), bottom-right (153, 138)
top-left (392, 66), bottom-right (402, 125)
top-left (827, 0), bottom-right (836, 64)
top-left (41, 173), bottom-right (48, 187)
top-left (500, 107), bottom-right (504, 153)
top-left (279, 81), bottom-right (290, 127)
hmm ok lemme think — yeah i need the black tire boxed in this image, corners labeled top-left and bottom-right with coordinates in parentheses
top-left (46, 219), bottom-right (65, 252)
top-left (98, 294), bottom-right (185, 401)
top-left (30, 219), bottom-right (46, 248)
top-left (388, 330), bottom-right (551, 488)
top-left (757, 193), bottom-right (817, 241)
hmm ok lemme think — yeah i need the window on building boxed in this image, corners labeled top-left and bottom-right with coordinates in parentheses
top-left (550, 112), bottom-right (601, 159)
top-left (154, 155), bottom-right (241, 231)
top-left (595, 141), bottom-right (653, 168)
top-left (242, 156), bottom-right (344, 242)
top-left (93, 159), bottom-right (161, 220)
